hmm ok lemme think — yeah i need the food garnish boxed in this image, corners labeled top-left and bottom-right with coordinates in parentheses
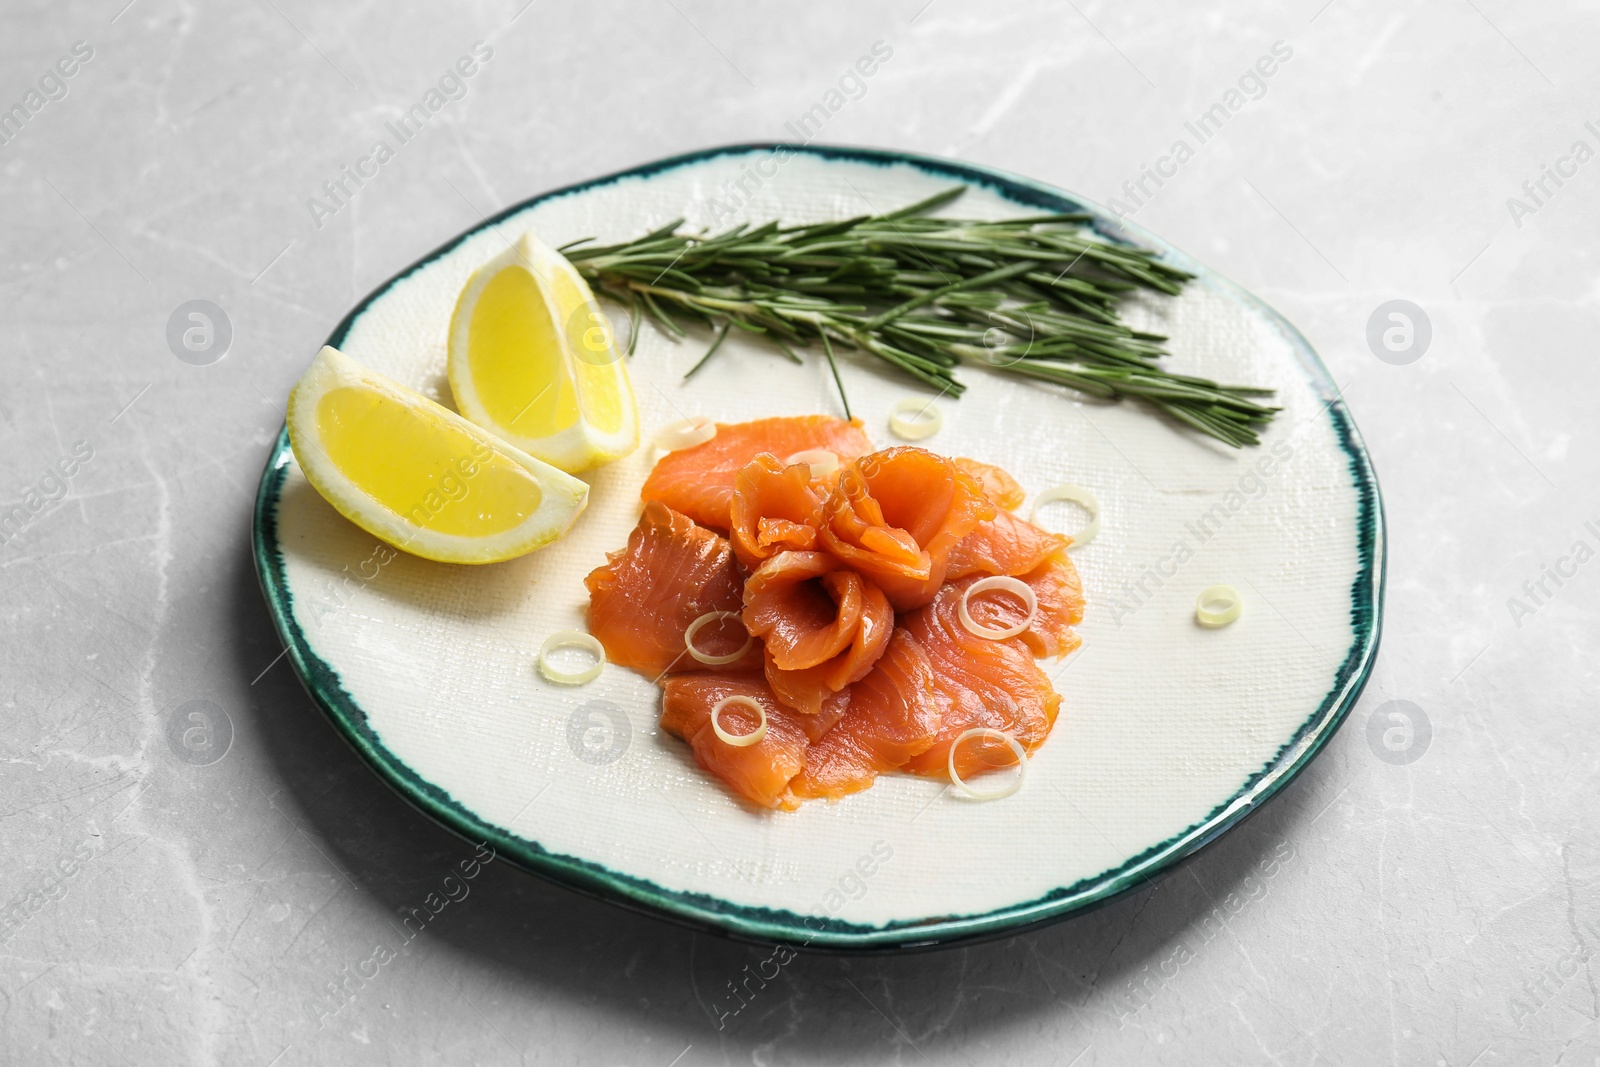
top-left (448, 231), bottom-right (638, 473)
top-left (888, 396), bottom-right (944, 441)
top-left (652, 416), bottom-right (717, 452)
top-left (286, 345), bottom-right (588, 564)
top-left (538, 631), bottom-right (605, 685)
top-left (710, 695), bottom-right (769, 747)
top-left (685, 611), bottom-right (754, 666)
top-left (947, 729), bottom-right (1028, 801)
top-left (783, 448), bottom-right (839, 479)
top-left (561, 187), bottom-right (1278, 447)
top-left (1195, 584), bottom-right (1242, 628)
top-left (1031, 483), bottom-right (1101, 548)
top-left (958, 576), bottom-right (1039, 641)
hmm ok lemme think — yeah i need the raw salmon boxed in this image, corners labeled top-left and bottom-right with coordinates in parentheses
top-left (596, 418), bottom-right (1085, 810)
top-left (943, 500), bottom-right (1083, 657)
top-left (642, 415), bottom-right (873, 530)
top-left (1016, 552), bottom-right (1085, 660)
top-left (659, 674), bottom-right (813, 810)
top-left (742, 551), bottom-right (893, 714)
top-left (898, 578), bottom-right (1063, 779)
top-left (954, 457), bottom-right (1026, 511)
top-left (787, 630), bottom-right (949, 800)
top-left (946, 509), bottom-right (1069, 581)
top-left (728, 454), bottom-right (825, 569)
top-left (762, 649), bottom-right (858, 719)
top-left (585, 501), bottom-right (758, 676)
top-left (819, 447), bottom-right (996, 611)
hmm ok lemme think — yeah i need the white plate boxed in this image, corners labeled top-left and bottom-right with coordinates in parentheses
top-left (252, 145), bottom-right (1383, 950)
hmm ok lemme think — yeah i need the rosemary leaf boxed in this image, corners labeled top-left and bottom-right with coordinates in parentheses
top-left (682, 322), bottom-right (731, 381)
top-left (819, 331), bottom-right (852, 420)
top-left (568, 187), bottom-right (1279, 447)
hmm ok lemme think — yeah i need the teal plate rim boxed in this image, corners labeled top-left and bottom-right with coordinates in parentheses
top-left (250, 142), bottom-right (1386, 953)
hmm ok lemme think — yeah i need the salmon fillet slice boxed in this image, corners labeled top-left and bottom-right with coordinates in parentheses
top-left (762, 649), bottom-right (859, 719)
top-left (898, 578), bottom-right (1064, 779)
top-left (787, 629), bottom-right (949, 800)
top-left (1017, 551), bottom-right (1085, 660)
top-left (946, 509), bottom-right (1070, 582)
top-left (953, 457), bottom-right (1027, 511)
top-left (819, 447), bottom-right (996, 611)
top-left (585, 501), bottom-right (758, 676)
top-left (659, 674), bottom-right (821, 811)
top-left (728, 454), bottom-right (825, 570)
top-left (743, 551), bottom-right (893, 715)
top-left (941, 478), bottom-right (1084, 659)
top-left (642, 415), bottom-right (873, 531)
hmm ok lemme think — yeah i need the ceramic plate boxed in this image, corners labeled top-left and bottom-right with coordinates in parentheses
top-left (252, 145), bottom-right (1383, 950)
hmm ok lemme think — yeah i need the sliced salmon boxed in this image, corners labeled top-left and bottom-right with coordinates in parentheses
top-left (946, 509), bottom-right (1069, 581)
top-left (818, 447), bottom-right (996, 611)
top-left (659, 674), bottom-right (812, 811)
top-left (585, 501), bottom-right (758, 676)
top-left (787, 629), bottom-right (949, 800)
top-left (615, 429), bottom-right (1081, 808)
top-left (728, 454), bottom-right (825, 569)
top-left (954, 457), bottom-right (1027, 511)
top-left (743, 551), bottom-right (893, 714)
top-left (642, 415), bottom-right (873, 531)
top-left (743, 551), bottom-right (892, 673)
top-left (898, 579), bottom-right (1063, 779)
top-left (1017, 551), bottom-right (1085, 660)
top-left (760, 654), bottom-right (856, 728)
top-left (763, 649), bottom-right (853, 719)
top-left (943, 501), bottom-right (1083, 657)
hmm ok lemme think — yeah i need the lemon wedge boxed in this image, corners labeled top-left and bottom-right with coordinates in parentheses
top-left (447, 231), bottom-right (638, 473)
top-left (287, 345), bottom-right (588, 564)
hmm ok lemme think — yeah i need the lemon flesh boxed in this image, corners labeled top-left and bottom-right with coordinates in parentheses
top-left (288, 346), bottom-right (588, 564)
top-left (315, 386), bottom-right (542, 537)
top-left (448, 232), bottom-right (637, 473)
top-left (466, 264), bottom-right (580, 436)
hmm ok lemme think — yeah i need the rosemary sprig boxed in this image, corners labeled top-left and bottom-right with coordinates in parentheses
top-left (563, 187), bottom-right (1278, 447)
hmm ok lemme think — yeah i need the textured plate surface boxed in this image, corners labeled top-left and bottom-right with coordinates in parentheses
top-left (252, 145), bottom-right (1383, 950)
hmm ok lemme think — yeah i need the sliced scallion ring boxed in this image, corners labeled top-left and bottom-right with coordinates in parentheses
top-left (888, 396), bottom-right (943, 441)
top-left (1195, 584), bottom-right (1242, 628)
top-left (958, 576), bottom-right (1038, 640)
top-left (1030, 483), bottom-right (1100, 548)
top-left (653, 416), bottom-right (716, 452)
top-left (711, 695), bottom-right (768, 747)
top-left (537, 630), bottom-right (605, 685)
top-left (947, 728), bottom-right (1027, 801)
top-left (783, 448), bottom-right (840, 479)
top-left (684, 611), bottom-right (753, 666)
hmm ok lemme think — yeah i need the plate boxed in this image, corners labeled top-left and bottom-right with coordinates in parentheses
top-left (251, 144), bottom-right (1384, 950)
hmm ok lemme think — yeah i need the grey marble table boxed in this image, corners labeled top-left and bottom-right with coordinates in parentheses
top-left (2, 0), bottom-right (1596, 1063)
